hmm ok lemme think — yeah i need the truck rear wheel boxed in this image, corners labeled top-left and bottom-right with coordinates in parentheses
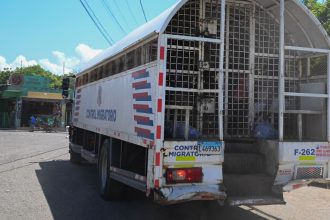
top-left (98, 139), bottom-right (123, 200)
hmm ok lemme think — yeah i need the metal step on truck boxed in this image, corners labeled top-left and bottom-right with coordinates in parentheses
top-left (67, 0), bottom-right (330, 205)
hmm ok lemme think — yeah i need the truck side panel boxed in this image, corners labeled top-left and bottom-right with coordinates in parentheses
top-left (72, 63), bottom-right (158, 148)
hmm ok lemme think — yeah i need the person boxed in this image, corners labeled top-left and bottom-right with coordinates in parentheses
top-left (29, 115), bottom-right (36, 132)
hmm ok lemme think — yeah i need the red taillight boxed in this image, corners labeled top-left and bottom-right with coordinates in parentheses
top-left (166, 168), bottom-right (203, 184)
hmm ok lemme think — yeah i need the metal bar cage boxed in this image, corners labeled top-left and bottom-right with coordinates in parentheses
top-left (162, 0), bottom-right (329, 141)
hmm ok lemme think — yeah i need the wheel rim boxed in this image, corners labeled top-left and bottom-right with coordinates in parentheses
top-left (100, 149), bottom-right (107, 190)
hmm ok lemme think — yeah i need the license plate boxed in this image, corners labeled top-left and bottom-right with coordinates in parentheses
top-left (197, 141), bottom-right (223, 155)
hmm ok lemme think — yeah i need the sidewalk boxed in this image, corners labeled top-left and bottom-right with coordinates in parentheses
top-left (0, 127), bottom-right (67, 132)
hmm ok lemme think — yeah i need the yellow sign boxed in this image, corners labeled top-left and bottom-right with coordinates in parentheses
top-left (25, 91), bottom-right (62, 100)
top-left (176, 156), bottom-right (196, 161)
top-left (298, 155), bottom-right (316, 161)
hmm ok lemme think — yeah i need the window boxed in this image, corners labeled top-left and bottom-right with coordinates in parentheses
top-left (111, 60), bottom-right (116, 75)
top-left (127, 50), bottom-right (135, 70)
top-left (118, 55), bottom-right (125, 73)
top-left (83, 74), bottom-right (88, 85)
top-left (77, 38), bottom-right (158, 87)
top-left (90, 70), bottom-right (97, 82)
top-left (97, 66), bottom-right (103, 80)
top-left (135, 47), bottom-right (143, 67)
top-left (104, 62), bottom-right (110, 77)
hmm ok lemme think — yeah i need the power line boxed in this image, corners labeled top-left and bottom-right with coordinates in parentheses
top-left (124, 0), bottom-right (139, 26)
top-left (83, 0), bottom-right (114, 44)
top-left (112, 0), bottom-right (132, 30)
top-left (139, 0), bottom-right (148, 22)
top-left (79, 0), bottom-right (113, 45)
top-left (100, 0), bottom-right (127, 34)
top-left (79, 0), bottom-right (112, 45)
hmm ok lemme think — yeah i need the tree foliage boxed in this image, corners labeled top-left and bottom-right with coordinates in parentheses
top-left (302, 0), bottom-right (330, 35)
top-left (0, 65), bottom-right (66, 88)
top-left (0, 71), bottom-right (12, 86)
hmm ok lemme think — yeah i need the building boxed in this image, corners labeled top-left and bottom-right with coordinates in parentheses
top-left (0, 74), bottom-right (66, 129)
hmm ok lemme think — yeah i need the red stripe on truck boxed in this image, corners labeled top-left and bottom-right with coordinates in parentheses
top-left (132, 80), bottom-right (146, 87)
top-left (135, 127), bottom-right (151, 136)
top-left (134, 115), bottom-right (151, 122)
top-left (133, 104), bottom-right (149, 110)
top-left (157, 99), bottom-right (162, 113)
top-left (133, 92), bottom-right (149, 99)
top-left (132, 69), bottom-right (146, 78)
top-left (155, 152), bottom-right (160, 166)
top-left (156, 126), bottom-right (161, 139)
top-left (158, 72), bottom-right (164, 86)
top-left (160, 47), bottom-right (165, 60)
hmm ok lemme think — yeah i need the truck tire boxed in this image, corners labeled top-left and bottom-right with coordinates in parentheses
top-left (70, 150), bottom-right (82, 164)
top-left (98, 139), bottom-right (123, 200)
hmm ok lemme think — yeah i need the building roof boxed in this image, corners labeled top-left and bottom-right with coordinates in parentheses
top-left (79, 0), bottom-right (330, 74)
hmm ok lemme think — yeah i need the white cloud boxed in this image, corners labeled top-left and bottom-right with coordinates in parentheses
top-left (39, 51), bottom-right (80, 75)
top-left (14, 55), bottom-right (38, 67)
top-left (0, 44), bottom-right (103, 75)
top-left (0, 56), bottom-right (9, 69)
top-left (0, 55), bottom-right (38, 71)
top-left (38, 59), bottom-right (71, 75)
top-left (75, 43), bottom-right (103, 62)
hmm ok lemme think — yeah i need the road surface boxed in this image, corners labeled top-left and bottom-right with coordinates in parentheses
top-left (0, 131), bottom-right (329, 220)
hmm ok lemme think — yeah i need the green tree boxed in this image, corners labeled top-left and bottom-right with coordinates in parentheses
top-left (0, 65), bottom-right (65, 88)
top-left (0, 70), bottom-right (12, 85)
top-left (302, 0), bottom-right (330, 35)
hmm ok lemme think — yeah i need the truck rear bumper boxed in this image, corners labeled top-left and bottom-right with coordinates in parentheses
top-left (282, 178), bottom-right (330, 192)
top-left (155, 185), bottom-right (226, 204)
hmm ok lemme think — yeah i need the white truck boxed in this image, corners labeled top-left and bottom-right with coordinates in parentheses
top-left (69, 0), bottom-right (330, 205)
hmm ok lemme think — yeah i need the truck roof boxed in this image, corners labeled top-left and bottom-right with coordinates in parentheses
top-left (78, 0), bottom-right (330, 75)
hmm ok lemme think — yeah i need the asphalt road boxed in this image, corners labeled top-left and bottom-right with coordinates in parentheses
top-left (0, 131), bottom-right (329, 220)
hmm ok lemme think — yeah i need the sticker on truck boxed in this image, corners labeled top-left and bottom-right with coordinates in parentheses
top-left (294, 145), bottom-right (330, 161)
top-left (279, 142), bottom-right (330, 162)
top-left (163, 141), bottom-right (224, 163)
top-left (198, 141), bottom-right (222, 155)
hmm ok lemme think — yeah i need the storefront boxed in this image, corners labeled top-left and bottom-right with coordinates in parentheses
top-left (0, 88), bottom-right (23, 128)
top-left (0, 75), bottom-right (66, 129)
top-left (20, 91), bottom-right (64, 127)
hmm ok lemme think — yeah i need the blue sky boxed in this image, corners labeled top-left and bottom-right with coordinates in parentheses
top-left (0, 0), bottom-right (178, 74)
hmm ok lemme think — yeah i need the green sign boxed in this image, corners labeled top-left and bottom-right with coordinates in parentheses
top-left (23, 75), bottom-right (50, 89)
top-left (9, 74), bottom-right (50, 90)
top-left (7, 74), bottom-right (60, 95)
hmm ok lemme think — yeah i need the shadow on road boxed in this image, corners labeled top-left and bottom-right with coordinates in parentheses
top-left (36, 160), bottom-right (268, 220)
